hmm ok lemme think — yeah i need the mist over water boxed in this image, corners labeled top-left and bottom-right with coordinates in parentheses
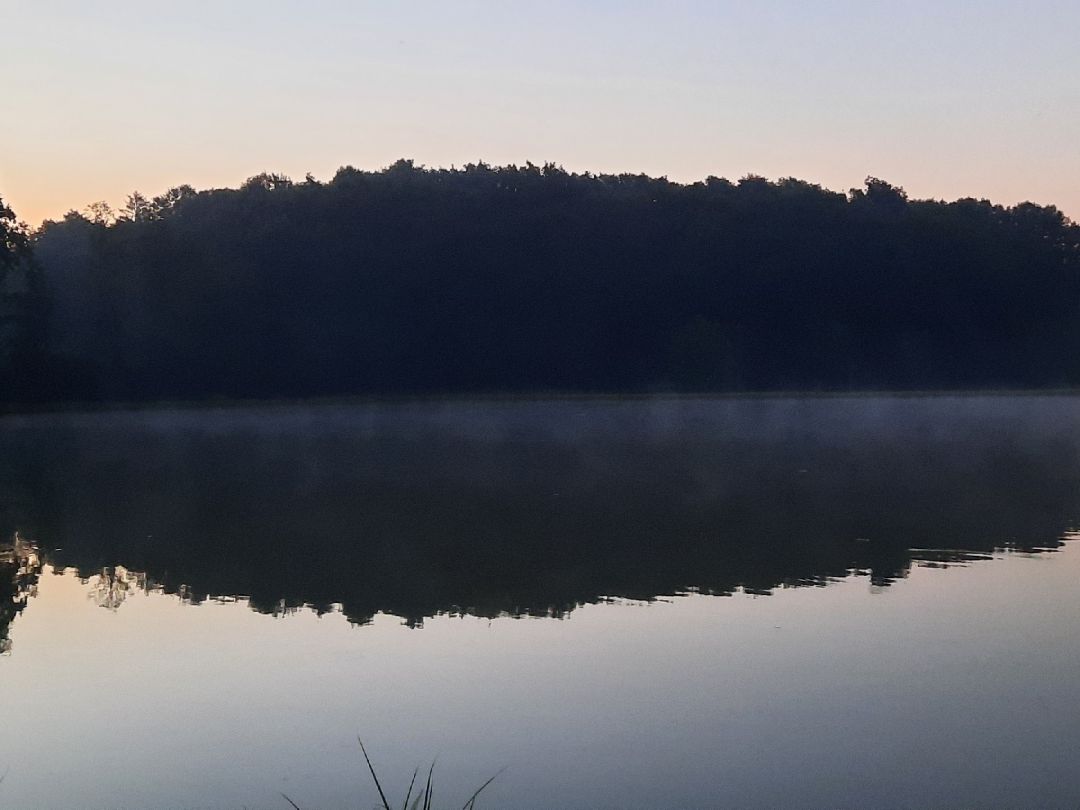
top-left (3, 395), bottom-right (1078, 622)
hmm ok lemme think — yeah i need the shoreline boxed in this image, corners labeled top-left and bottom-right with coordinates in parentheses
top-left (3, 386), bottom-right (1080, 418)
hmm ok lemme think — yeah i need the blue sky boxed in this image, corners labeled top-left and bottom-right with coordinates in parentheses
top-left (3, 0), bottom-right (1078, 223)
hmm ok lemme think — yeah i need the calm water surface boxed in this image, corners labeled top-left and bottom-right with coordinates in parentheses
top-left (1, 395), bottom-right (1079, 809)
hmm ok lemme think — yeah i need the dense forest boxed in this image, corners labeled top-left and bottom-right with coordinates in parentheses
top-left (4, 162), bottom-right (1080, 403)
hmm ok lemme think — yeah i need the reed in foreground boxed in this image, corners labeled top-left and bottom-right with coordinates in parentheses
top-left (281, 738), bottom-right (503, 810)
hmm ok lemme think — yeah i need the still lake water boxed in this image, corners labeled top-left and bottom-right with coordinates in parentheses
top-left (1, 395), bottom-right (1079, 809)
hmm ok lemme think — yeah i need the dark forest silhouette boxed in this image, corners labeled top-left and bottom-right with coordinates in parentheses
top-left (2, 161), bottom-right (1079, 404)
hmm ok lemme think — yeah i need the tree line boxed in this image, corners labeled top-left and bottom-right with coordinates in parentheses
top-left (3, 161), bottom-right (1080, 403)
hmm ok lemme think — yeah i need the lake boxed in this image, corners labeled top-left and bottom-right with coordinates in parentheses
top-left (1, 395), bottom-right (1079, 809)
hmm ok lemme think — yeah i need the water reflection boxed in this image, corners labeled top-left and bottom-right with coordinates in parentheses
top-left (0, 396), bottom-right (1078, 634)
top-left (0, 534), bottom-right (41, 653)
top-left (84, 564), bottom-right (148, 610)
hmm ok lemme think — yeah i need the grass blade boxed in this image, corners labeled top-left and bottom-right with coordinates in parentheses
top-left (401, 764), bottom-right (420, 810)
top-left (460, 766), bottom-right (506, 810)
top-left (422, 759), bottom-right (436, 810)
top-left (280, 792), bottom-right (302, 809)
top-left (358, 738), bottom-right (393, 810)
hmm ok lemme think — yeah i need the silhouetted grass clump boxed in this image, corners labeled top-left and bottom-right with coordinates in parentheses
top-left (282, 738), bottom-right (502, 810)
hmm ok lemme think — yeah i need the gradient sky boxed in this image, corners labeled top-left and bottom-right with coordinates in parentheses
top-left (3, 0), bottom-right (1079, 225)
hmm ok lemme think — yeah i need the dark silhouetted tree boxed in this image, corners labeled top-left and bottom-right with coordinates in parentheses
top-left (0, 195), bottom-right (50, 402)
top-left (120, 191), bottom-right (154, 222)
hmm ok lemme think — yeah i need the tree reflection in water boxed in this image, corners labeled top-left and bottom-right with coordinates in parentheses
top-left (84, 565), bottom-right (146, 610)
top-left (0, 534), bottom-right (41, 654)
top-left (0, 397), bottom-right (1077, 638)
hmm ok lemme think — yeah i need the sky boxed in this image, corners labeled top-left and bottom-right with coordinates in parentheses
top-left (3, 0), bottom-right (1079, 226)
